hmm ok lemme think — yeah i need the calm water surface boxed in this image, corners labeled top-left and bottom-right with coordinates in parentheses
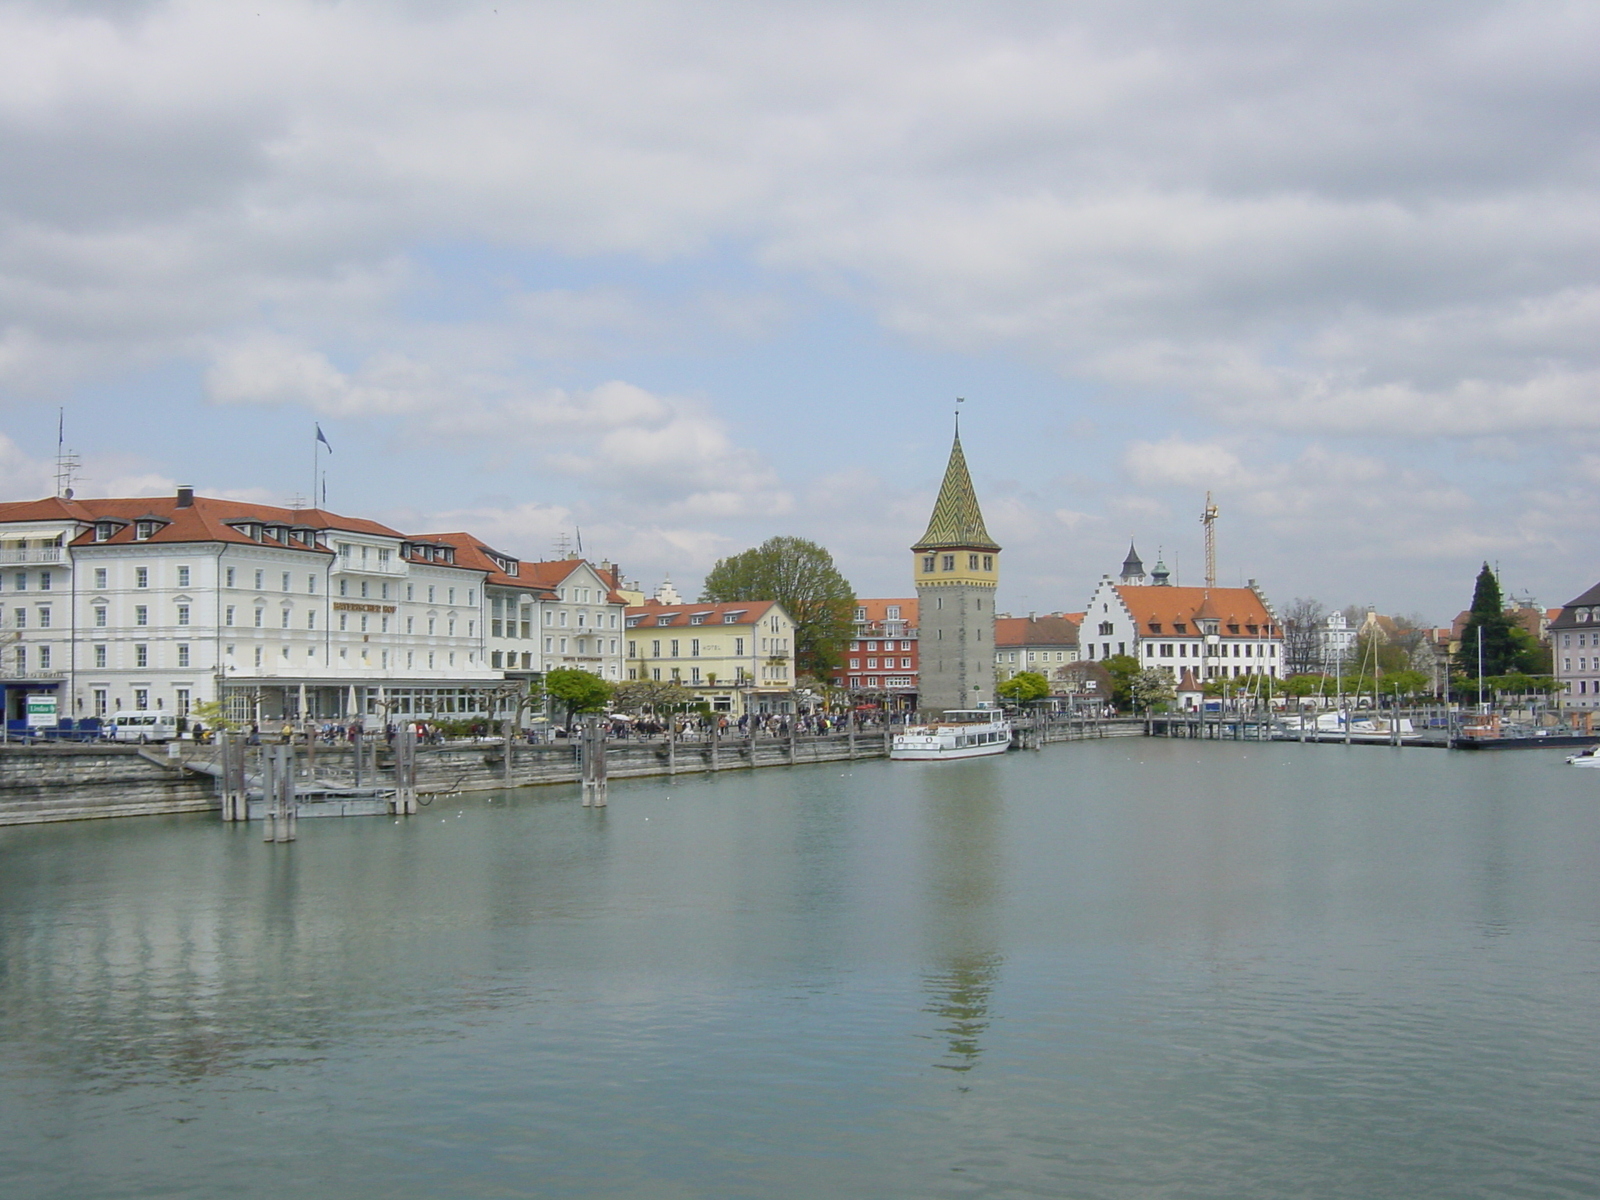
top-left (3, 740), bottom-right (1599, 1198)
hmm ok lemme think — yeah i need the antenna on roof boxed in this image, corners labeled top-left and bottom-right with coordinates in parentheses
top-left (53, 409), bottom-right (79, 500)
top-left (553, 531), bottom-right (572, 559)
top-left (287, 493), bottom-right (307, 511)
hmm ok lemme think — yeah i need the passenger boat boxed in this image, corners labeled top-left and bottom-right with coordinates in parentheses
top-left (1565, 745), bottom-right (1600, 767)
top-left (889, 709), bottom-right (1013, 761)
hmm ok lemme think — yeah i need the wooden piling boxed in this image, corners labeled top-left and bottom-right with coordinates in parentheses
top-left (580, 714), bottom-right (608, 807)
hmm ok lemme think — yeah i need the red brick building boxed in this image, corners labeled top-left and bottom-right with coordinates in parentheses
top-left (831, 598), bottom-right (919, 707)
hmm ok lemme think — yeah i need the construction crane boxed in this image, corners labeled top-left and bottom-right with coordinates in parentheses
top-left (1200, 491), bottom-right (1219, 590)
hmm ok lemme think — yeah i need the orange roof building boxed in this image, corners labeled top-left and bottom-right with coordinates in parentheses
top-left (1083, 572), bottom-right (1283, 683)
top-left (831, 598), bottom-right (920, 704)
top-left (0, 487), bottom-right (630, 729)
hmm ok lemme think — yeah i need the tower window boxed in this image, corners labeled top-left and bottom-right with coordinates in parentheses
top-left (942, 555), bottom-right (955, 571)
top-left (969, 554), bottom-right (979, 570)
top-left (923, 557), bottom-right (935, 572)
top-left (983, 555), bottom-right (993, 571)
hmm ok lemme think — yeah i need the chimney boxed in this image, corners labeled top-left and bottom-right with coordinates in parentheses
top-left (176, 486), bottom-right (194, 508)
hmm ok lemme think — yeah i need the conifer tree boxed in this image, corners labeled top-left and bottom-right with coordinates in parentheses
top-left (1456, 563), bottom-right (1521, 679)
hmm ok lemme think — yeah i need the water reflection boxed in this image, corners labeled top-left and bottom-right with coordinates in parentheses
top-left (917, 761), bottom-right (1005, 1078)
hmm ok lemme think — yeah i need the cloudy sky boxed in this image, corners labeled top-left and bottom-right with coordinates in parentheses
top-left (2, 0), bottom-right (1597, 620)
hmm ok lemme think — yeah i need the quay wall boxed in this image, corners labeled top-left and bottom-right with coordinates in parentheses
top-left (0, 744), bottom-right (217, 825)
top-left (0, 718), bottom-right (1146, 826)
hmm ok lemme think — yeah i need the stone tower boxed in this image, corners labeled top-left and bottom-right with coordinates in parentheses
top-left (913, 430), bottom-right (1000, 715)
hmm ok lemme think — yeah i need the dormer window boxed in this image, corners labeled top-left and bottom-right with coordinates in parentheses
top-left (95, 522), bottom-right (116, 542)
top-left (1578, 609), bottom-right (1590, 623)
top-left (657, 616), bottom-right (673, 626)
top-left (1148, 622), bottom-right (1162, 634)
top-left (1174, 622), bottom-right (1188, 633)
top-left (1228, 624), bottom-right (1240, 635)
top-left (134, 521), bottom-right (155, 541)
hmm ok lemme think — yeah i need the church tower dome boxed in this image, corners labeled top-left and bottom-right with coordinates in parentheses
top-left (1120, 542), bottom-right (1146, 585)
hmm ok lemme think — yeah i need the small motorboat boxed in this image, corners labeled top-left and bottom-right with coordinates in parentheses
top-left (1565, 745), bottom-right (1600, 767)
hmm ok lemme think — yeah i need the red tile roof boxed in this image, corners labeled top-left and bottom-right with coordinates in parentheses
top-left (626, 599), bottom-right (779, 629)
top-left (853, 597), bottom-right (918, 624)
top-left (995, 614), bottom-right (1080, 648)
top-left (0, 493), bottom-right (407, 554)
top-left (1115, 585), bottom-right (1276, 635)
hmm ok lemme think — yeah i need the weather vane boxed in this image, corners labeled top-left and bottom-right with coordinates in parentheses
top-left (955, 395), bottom-right (965, 435)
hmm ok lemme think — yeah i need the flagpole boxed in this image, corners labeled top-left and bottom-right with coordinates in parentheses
top-left (313, 427), bottom-right (319, 510)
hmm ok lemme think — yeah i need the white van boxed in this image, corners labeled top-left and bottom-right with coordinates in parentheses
top-left (106, 711), bottom-right (180, 743)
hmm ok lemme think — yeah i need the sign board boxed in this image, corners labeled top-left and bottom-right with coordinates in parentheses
top-left (26, 694), bottom-right (58, 729)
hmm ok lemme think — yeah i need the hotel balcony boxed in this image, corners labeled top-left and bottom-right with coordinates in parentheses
top-left (0, 547), bottom-right (64, 564)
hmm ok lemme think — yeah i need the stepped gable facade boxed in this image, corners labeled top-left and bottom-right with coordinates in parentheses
top-left (1082, 574), bottom-right (1284, 682)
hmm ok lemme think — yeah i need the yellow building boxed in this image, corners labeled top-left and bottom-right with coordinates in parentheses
top-left (624, 599), bottom-right (797, 715)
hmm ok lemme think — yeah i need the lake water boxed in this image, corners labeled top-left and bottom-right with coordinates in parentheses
top-left (3, 740), bottom-right (1599, 1199)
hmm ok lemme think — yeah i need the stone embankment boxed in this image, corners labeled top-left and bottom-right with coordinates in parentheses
top-left (1, 717), bottom-right (1145, 826)
top-left (0, 743), bottom-right (217, 825)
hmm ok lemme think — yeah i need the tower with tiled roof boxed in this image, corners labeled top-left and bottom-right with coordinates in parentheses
top-left (912, 430), bottom-right (1000, 714)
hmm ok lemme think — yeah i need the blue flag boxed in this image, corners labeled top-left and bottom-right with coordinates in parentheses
top-left (316, 424), bottom-right (332, 452)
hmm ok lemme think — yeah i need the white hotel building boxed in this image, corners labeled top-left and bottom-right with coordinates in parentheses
top-left (0, 490), bottom-right (622, 728)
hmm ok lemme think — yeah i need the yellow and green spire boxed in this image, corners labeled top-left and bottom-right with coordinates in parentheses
top-left (912, 434), bottom-right (999, 552)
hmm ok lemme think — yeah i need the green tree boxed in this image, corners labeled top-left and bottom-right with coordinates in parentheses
top-left (190, 698), bottom-right (241, 732)
top-left (700, 536), bottom-right (856, 676)
top-left (997, 671), bottom-right (1050, 704)
top-left (545, 668), bottom-right (613, 727)
top-left (1102, 653), bottom-right (1141, 711)
top-left (1456, 564), bottom-right (1523, 679)
top-left (1282, 674), bottom-right (1332, 698)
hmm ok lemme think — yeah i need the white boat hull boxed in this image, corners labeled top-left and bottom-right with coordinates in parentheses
top-left (890, 714), bottom-right (1013, 761)
top-left (889, 738), bottom-right (1010, 761)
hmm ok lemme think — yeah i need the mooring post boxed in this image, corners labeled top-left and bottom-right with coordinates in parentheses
top-left (393, 724), bottom-right (417, 815)
top-left (218, 733), bottom-right (233, 821)
top-left (351, 727), bottom-right (363, 789)
top-left (847, 712), bottom-right (857, 760)
top-left (263, 743), bottom-right (297, 842)
top-left (710, 720), bottom-right (720, 772)
top-left (667, 720), bottom-right (677, 776)
top-left (580, 714), bottom-right (608, 807)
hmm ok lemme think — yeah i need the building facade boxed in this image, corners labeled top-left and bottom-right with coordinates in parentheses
top-left (427, 534), bottom-right (628, 683)
top-left (1082, 574), bottom-right (1284, 683)
top-left (994, 614), bottom-right (1081, 684)
top-left (624, 599), bottom-right (797, 715)
top-left (1550, 582), bottom-right (1600, 708)
top-left (0, 490), bottom-right (508, 727)
top-left (913, 432), bottom-right (1000, 714)
top-left (832, 597), bottom-right (919, 704)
